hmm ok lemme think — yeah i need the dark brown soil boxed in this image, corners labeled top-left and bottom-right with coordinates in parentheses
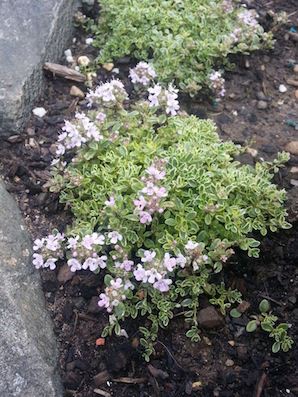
top-left (0, 1), bottom-right (297, 396)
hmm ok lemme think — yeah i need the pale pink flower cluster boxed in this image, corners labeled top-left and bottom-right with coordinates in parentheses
top-left (184, 240), bottom-right (209, 271)
top-left (33, 233), bottom-right (65, 270)
top-left (129, 62), bottom-right (157, 86)
top-left (98, 277), bottom-right (134, 312)
top-left (33, 230), bottom-right (123, 273)
top-left (134, 159), bottom-right (168, 224)
top-left (133, 250), bottom-right (186, 292)
top-left (221, 0), bottom-right (234, 13)
top-left (86, 79), bottom-right (128, 107)
top-left (238, 9), bottom-right (259, 28)
top-left (66, 232), bottom-right (107, 272)
top-left (55, 112), bottom-right (105, 158)
top-left (229, 27), bottom-right (243, 43)
top-left (209, 71), bottom-right (226, 98)
top-left (148, 84), bottom-right (180, 115)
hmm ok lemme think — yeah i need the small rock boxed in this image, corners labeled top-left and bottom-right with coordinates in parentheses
top-left (279, 84), bottom-right (287, 93)
top-left (256, 91), bottom-right (267, 101)
top-left (288, 296), bottom-right (297, 304)
top-left (148, 364), bottom-right (169, 380)
top-left (286, 79), bottom-right (298, 87)
top-left (237, 345), bottom-right (248, 360)
top-left (228, 340), bottom-right (235, 347)
top-left (32, 107), bottom-right (47, 117)
top-left (85, 37), bottom-right (94, 45)
top-left (64, 49), bottom-right (74, 63)
top-left (57, 263), bottom-right (74, 283)
top-left (102, 62), bottom-right (114, 71)
top-left (93, 370), bottom-right (110, 387)
top-left (70, 85), bottom-right (85, 98)
top-left (88, 296), bottom-right (101, 314)
top-left (197, 306), bottom-right (224, 329)
top-left (294, 65), bottom-right (298, 73)
top-left (285, 141), bottom-right (298, 155)
top-left (257, 100), bottom-right (268, 110)
top-left (246, 147), bottom-right (258, 157)
top-left (192, 381), bottom-right (203, 391)
top-left (295, 90), bottom-right (298, 100)
top-left (290, 179), bottom-right (298, 187)
top-left (78, 55), bottom-right (90, 67)
top-left (225, 359), bottom-right (234, 367)
top-left (290, 167), bottom-right (298, 173)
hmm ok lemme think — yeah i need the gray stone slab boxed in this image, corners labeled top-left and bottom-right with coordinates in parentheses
top-left (0, 180), bottom-right (63, 397)
top-left (0, 0), bottom-right (79, 137)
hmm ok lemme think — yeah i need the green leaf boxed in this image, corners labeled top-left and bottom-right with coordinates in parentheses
top-left (230, 309), bottom-right (242, 318)
top-left (272, 341), bottom-right (281, 353)
top-left (246, 320), bottom-right (257, 332)
top-left (165, 218), bottom-right (176, 226)
top-left (104, 274), bottom-right (113, 286)
top-left (114, 303), bottom-right (126, 318)
top-left (259, 299), bottom-right (270, 313)
top-left (261, 322), bottom-right (273, 332)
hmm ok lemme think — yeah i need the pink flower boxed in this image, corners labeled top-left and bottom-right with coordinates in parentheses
top-left (133, 264), bottom-right (147, 282)
top-left (185, 241), bottom-right (199, 250)
top-left (44, 258), bottom-right (57, 270)
top-left (141, 250), bottom-right (156, 263)
top-left (176, 254), bottom-right (187, 268)
top-left (33, 238), bottom-right (45, 251)
top-left (133, 196), bottom-right (147, 210)
top-left (67, 236), bottom-right (79, 249)
top-left (139, 211), bottom-right (152, 224)
top-left (153, 278), bottom-right (172, 292)
top-left (33, 253), bottom-right (44, 269)
top-left (147, 166), bottom-right (165, 180)
top-left (163, 253), bottom-right (177, 272)
top-left (98, 293), bottom-right (110, 309)
top-left (68, 258), bottom-right (82, 272)
top-left (108, 231), bottom-right (123, 244)
top-left (105, 196), bottom-right (115, 207)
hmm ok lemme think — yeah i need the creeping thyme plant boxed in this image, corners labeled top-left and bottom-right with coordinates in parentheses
top-left (34, 64), bottom-right (291, 360)
top-left (245, 300), bottom-right (294, 353)
top-left (87, 0), bottom-right (274, 95)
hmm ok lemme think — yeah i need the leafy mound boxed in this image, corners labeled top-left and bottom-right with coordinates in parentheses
top-left (44, 80), bottom-right (291, 358)
top-left (89, 0), bottom-right (273, 95)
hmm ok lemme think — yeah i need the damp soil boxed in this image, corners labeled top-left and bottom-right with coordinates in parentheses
top-left (0, 1), bottom-right (297, 396)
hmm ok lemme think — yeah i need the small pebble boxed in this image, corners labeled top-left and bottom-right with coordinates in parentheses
top-left (102, 63), bottom-right (114, 71)
top-left (257, 100), bottom-right (268, 110)
top-left (64, 49), bottom-right (74, 63)
top-left (32, 107), bottom-right (47, 118)
top-left (70, 85), bottom-right (85, 98)
top-left (78, 55), bottom-right (90, 66)
top-left (279, 84), bottom-right (287, 93)
top-left (285, 141), bottom-right (298, 155)
top-left (85, 37), bottom-right (94, 45)
top-left (294, 65), bottom-right (298, 73)
top-left (225, 359), bottom-right (234, 367)
top-left (246, 147), bottom-right (258, 157)
top-left (256, 91), bottom-right (267, 101)
top-left (290, 179), bottom-right (298, 187)
top-left (228, 340), bottom-right (235, 347)
top-left (290, 166), bottom-right (298, 173)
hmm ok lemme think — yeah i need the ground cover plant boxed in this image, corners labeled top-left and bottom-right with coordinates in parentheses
top-left (87, 0), bottom-right (275, 95)
top-left (32, 66), bottom-right (293, 361)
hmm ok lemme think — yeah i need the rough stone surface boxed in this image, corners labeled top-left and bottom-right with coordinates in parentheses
top-left (0, 180), bottom-right (63, 397)
top-left (0, 0), bottom-right (79, 137)
top-left (197, 306), bottom-right (224, 329)
top-left (285, 141), bottom-right (298, 155)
